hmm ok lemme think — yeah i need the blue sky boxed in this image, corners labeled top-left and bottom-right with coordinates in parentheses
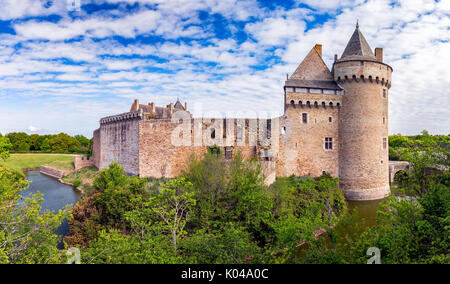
top-left (0, 0), bottom-right (449, 137)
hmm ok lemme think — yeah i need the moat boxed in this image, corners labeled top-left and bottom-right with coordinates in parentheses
top-left (23, 171), bottom-right (81, 246)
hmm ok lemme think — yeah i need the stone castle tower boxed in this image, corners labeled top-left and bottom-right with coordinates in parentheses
top-left (333, 23), bottom-right (392, 200)
top-left (86, 23), bottom-right (394, 201)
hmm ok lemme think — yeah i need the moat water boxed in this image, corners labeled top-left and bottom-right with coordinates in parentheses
top-left (23, 171), bottom-right (81, 248)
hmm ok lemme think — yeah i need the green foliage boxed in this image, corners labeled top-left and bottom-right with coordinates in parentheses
top-left (0, 166), bottom-right (70, 263)
top-left (73, 179), bottom-right (82, 187)
top-left (93, 162), bottom-right (128, 192)
top-left (183, 223), bottom-right (262, 264)
top-left (83, 229), bottom-right (179, 264)
top-left (48, 133), bottom-right (81, 153)
top-left (149, 178), bottom-right (196, 253)
top-left (184, 152), bottom-right (274, 244)
top-left (301, 178), bottom-right (449, 264)
top-left (268, 174), bottom-right (346, 255)
top-left (389, 132), bottom-right (449, 195)
top-left (7, 132), bottom-right (31, 152)
top-left (0, 136), bottom-right (12, 161)
top-left (3, 132), bottom-right (90, 154)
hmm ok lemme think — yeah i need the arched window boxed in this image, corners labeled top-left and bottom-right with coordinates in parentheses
top-left (290, 100), bottom-right (295, 105)
top-left (211, 128), bottom-right (215, 139)
top-left (329, 102), bottom-right (333, 107)
top-left (322, 101), bottom-right (326, 108)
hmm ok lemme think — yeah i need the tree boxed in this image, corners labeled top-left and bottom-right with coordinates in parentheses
top-left (149, 178), bottom-right (196, 253)
top-left (0, 136), bottom-right (12, 161)
top-left (48, 133), bottom-right (81, 153)
top-left (183, 223), bottom-right (261, 264)
top-left (93, 162), bottom-right (128, 192)
top-left (0, 166), bottom-right (70, 263)
top-left (7, 132), bottom-right (31, 152)
top-left (82, 229), bottom-right (179, 264)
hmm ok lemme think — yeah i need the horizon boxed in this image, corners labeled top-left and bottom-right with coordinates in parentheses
top-left (0, 0), bottom-right (449, 137)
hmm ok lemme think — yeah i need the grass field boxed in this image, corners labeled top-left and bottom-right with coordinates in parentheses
top-left (0, 153), bottom-right (76, 171)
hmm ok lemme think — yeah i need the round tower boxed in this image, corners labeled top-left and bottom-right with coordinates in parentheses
top-left (333, 24), bottom-right (393, 200)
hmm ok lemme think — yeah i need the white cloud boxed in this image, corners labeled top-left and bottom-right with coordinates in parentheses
top-left (28, 125), bottom-right (41, 132)
top-left (0, 0), bottom-right (448, 136)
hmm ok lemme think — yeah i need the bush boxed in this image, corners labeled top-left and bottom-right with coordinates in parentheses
top-left (73, 179), bottom-right (81, 187)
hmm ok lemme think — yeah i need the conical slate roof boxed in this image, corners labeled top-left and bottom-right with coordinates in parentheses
top-left (174, 99), bottom-right (185, 110)
top-left (339, 24), bottom-right (376, 61)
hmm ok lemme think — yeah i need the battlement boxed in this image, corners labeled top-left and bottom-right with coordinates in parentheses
top-left (100, 110), bottom-right (143, 125)
top-left (333, 60), bottom-right (393, 89)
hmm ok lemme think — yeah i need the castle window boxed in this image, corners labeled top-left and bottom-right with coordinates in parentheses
top-left (383, 89), bottom-right (387, 98)
top-left (329, 117), bottom-right (332, 123)
top-left (286, 87), bottom-right (294, 92)
top-left (211, 128), bottom-right (216, 139)
top-left (296, 88), bottom-right (307, 93)
top-left (267, 119), bottom-right (272, 139)
top-left (324, 89), bottom-right (335, 95)
top-left (324, 137), bottom-right (333, 150)
top-left (290, 100), bottom-right (295, 105)
top-left (225, 147), bottom-right (233, 160)
top-left (383, 137), bottom-right (387, 150)
top-left (281, 126), bottom-right (286, 135)
top-left (302, 113), bottom-right (308, 123)
top-left (237, 124), bottom-right (243, 140)
top-left (310, 88), bottom-right (322, 94)
top-left (223, 120), bottom-right (227, 138)
top-left (383, 117), bottom-right (385, 124)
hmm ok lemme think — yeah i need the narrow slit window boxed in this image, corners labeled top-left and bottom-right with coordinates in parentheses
top-left (383, 137), bottom-right (387, 149)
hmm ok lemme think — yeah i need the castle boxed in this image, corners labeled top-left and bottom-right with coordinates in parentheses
top-left (80, 24), bottom-right (393, 201)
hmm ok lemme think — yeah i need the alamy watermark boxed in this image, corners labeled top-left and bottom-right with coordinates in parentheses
top-left (67, 0), bottom-right (81, 12)
top-left (367, 247), bottom-right (381, 264)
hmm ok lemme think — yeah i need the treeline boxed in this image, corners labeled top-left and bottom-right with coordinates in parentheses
top-left (389, 130), bottom-right (450, 162)
top-left (0, 132), bottom-right (91, 154)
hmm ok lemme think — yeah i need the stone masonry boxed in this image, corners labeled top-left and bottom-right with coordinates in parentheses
top-left (85, 24), bottom-right (395, 201)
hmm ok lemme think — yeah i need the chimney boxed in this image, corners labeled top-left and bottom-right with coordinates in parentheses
top-left (148, 102), bottom-right (155, 113)
top-left (131, 99), bottom-right (139, 112)
top-left (334, 54), bottom-right (338, 62)
top-left (375, 47), bottom-right (383, 62)
top-left (314, 44), bottom-right (322, 58)
top-left (184, 102), bottom-right (187, 111)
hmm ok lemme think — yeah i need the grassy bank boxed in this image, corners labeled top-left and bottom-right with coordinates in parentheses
top-left (62, 166), bottom-right (98, 193)
top-left (0, 153), bottom-right (76, 172)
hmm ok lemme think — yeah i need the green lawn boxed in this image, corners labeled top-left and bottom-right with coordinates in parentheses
top-left (0, 153), bottom-right (76, 172)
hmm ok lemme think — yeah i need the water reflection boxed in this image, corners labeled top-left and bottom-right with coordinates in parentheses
top-left (22, 171), bottom-right (81, 248)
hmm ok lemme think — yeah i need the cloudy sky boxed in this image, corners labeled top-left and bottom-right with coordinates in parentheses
top-left (0, 0), bottom-right (448, 137)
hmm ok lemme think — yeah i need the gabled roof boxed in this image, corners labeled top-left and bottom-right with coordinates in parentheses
top-left (290, 46), bottom-right (334, 81)
top-left (340, 25), bottom-right (376, 61)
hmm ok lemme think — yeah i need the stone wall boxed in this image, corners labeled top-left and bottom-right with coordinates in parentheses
top-left (92, 128), bottom-right (101, 169)
top-left (277, 92), bottom-right (341, 178)
top-left (40, 166), bottom-right (70, 179)
top-left (98, 118), bottom-right (140, 175)
top-left (74, 155), bottom-right (95, 170)
top-left (334, 59), bottom-right (392, 200)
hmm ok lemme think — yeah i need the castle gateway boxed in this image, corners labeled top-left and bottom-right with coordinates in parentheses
top-left (84, 24), bottom-right (393, 201)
